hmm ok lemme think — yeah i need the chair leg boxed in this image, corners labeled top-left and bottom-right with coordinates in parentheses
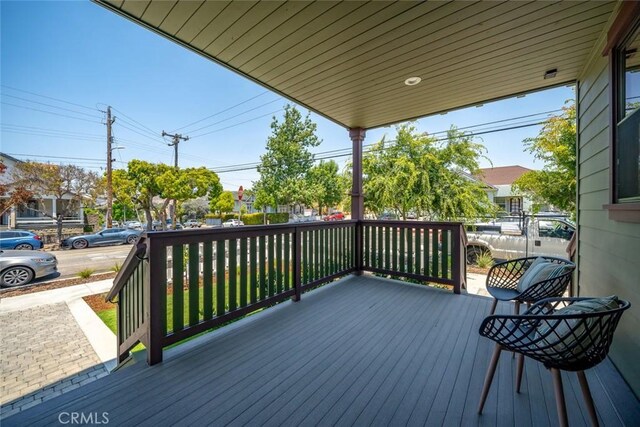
top-left (577, 371), bottom-right (599, 427)
top-left (478, 344), bottom-right (502, 414)
top-left (550, 368), bottom-right (569, 427)
top-left (514, 301), bottom-right (521, 314)
top-left (490, 299), bottom-right (498, 314)
top-left (516, 353), bottom-right (525, 393)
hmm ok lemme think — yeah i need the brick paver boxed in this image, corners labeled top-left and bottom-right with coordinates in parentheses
top-left (0, 303), bottom-right (108, 416)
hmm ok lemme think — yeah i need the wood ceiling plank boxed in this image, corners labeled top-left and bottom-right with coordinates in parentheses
top-left (190, 1), bottom-right (257, 51)
top-left (326, 40), bottom-right (595, 122)
top-left (140, 0), bottom-right (176, 28)
top-left (251, 1), bottom-right (417, 81)
top-left (120, 0), bottom-right (150, 19)
top-left (212, 1), bottom-right (311, 61)
top-left (304, 9), bottom-right (611, 114)
top-left (286, 1), bottom-right (610, 104)
top-left (264, 1), bottom-right (510, 89)
top-left (233, 1), bottom-right (364, 70)
top-left (337, 53), bottom-right (590, 127)
top-left (174, 2), bottom-right (230, 44)
top-left (157, 1), bottom-right (203, 37)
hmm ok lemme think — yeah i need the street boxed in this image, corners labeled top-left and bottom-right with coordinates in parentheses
top-left (43, 244), bottom-right (131, 281)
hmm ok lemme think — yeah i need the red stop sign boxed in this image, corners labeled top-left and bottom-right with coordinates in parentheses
top-left (238, 186), bottom-right (244, 201)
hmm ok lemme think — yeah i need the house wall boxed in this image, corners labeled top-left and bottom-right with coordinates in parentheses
top-left (577, 3), bottom-right (640, 397)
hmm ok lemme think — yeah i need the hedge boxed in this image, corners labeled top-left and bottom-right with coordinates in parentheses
top-left (204, 212), bottom-right (289, 225)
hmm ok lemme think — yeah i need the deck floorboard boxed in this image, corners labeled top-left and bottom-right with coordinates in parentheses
top-left (5, 275), bottom-right (637, 427)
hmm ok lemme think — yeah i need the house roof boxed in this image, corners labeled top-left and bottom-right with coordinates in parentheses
top-left (477, 165), bottom-right (533, 186)
top-left (94, 1), bottom-right (617, 130)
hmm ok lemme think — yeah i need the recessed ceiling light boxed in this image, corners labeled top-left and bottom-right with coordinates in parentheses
top-left (404, 76), bottom-right (421, 86)
top-left (544, 68), bottom-right (558, 79)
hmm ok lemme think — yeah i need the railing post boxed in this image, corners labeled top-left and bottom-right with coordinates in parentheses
top-left (451, 224), bottom-right (466, 294)
top-left (354, 221), bottom-right (363, 274)
top-left (292, 227), bottom-right (302, 302)
top-left (146, 236), bottom-right (165, 365)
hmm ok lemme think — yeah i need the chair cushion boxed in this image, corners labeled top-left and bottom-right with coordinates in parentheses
top-left (536, 296), bottom-right (619, 356)
top-left (517, 260), bottom-right (571, 293)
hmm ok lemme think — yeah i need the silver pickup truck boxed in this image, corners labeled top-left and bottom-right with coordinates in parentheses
top-left (465, 217), bottom-right (575, 263)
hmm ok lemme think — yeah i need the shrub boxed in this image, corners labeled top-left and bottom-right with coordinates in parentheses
top-left (267, 213), bottom-right (289, 224)
top-left (475, 252), bottom-right (494, 269)
top-left (242, 213), bottom-right (263, 225)
top-left (78, 268), bottom-right (96, 279)
top-left (111, 263), bottom-right (122, 273)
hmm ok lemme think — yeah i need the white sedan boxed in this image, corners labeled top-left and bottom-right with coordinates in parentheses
top-left (223, 219), bottom-right (244, 227)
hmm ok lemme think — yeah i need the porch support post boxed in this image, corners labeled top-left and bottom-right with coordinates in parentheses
top-left (349, 128), bottom-right (366, 273)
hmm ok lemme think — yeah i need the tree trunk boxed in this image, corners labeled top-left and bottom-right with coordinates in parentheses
top-left (56, 214), bottom-right (63, 244)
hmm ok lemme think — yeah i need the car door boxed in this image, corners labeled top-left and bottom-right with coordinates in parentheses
top-left (531, 219), bottom-right (575, 258)
top-left (0, 231), bottom-right (17, 249)
top-left (95, 229), bottom-right (123, 246)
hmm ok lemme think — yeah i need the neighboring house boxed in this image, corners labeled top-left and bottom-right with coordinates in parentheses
top-left (477, 165), bottom-right (539, 214)
top-left (0, 153), bottom-right (83, 229)
top-left (230, 190), bottom-right (262, 214)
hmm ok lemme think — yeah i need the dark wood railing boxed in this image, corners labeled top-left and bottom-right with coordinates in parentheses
top-left (108, 220), bottom-right (466, 366)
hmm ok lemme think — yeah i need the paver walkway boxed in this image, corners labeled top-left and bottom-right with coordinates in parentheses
top-left (0, 302), bottom-right (108, 418)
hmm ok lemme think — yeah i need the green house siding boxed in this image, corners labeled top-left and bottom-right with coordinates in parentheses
top-left (577, 14), bottom-right (640, 397)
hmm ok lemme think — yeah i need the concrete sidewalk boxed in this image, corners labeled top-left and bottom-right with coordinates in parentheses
top-left (0, 279), bottom-right (117, 418)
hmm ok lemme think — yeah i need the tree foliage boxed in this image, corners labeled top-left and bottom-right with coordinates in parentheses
top-left (512, 103), bottom-right (576, 214)
top-left (11, 162), bottom-right (102, 242)
top-left (213, 191), bottom-right (235, 214)
top-left (112, 160), bottom-right (222, 230)
top-left (254, 105), bottom-right (321, 211)
top-left (306, 160), bottom-right (348, 215)
top-left (0, 161), bottom-right (33, 218)
top-left (363, 124), bottom-right (495, 220)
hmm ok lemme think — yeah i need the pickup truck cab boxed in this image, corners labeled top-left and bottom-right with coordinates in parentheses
top-left (465, 217), bottom-right (575, 263)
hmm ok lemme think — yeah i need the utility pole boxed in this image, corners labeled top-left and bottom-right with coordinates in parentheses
top-left (105, 106), bottom-right (116, 228)
top-left (161, 131), bottom-right (189, 227)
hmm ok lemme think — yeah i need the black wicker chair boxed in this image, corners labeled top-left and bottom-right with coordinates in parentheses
top-left (486, 256), bottom-right (575, 315)
top-left (477, 297), bottom-right (630, 427)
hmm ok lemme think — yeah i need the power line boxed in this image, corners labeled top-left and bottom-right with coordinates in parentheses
top-left (190, 109), bottom-right (283, 139)
top-left (0, 84), bottom-right (98, 111)
top-left (1, 102), bottom-right (103, 124)
top-left (111, 107), bottom-right (162, 138)
top-left (183, 99), bottom-right (282, 134)
top-left (0, 123), bottom-right (104, 138)
top-left (173, 91), bottom-right (271, 132)
top-left (2, 94), bottom-right (101, 118)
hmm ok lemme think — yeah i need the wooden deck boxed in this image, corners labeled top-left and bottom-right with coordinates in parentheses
top-left (5, 275), bottom-right (638, 426)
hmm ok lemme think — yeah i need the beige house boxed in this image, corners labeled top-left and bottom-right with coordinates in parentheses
top-left (478, 165), bottom-right (534, 214)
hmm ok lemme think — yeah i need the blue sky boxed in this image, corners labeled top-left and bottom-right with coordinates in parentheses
top-left (1, 1), bottom-right (575, 191)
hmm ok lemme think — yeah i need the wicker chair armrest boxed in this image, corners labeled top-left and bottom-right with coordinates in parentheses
top-left (486, 258), bottom-right (529, 289)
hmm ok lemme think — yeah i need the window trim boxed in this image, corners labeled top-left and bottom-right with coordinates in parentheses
top-left (603, 0), bottom-right (640, 223)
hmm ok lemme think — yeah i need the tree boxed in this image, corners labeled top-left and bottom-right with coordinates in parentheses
top-left (11, 162), bottom-right (102, 243)
top-left (213, 191), bottom-right (235, 214)
top-left (254, 105), bottom-right (321, 216)
top-left (0, 161), bottom-right (33, 218)
top-left (180, 198), bottom-right (209, 219)
top-left (363, 124), bottom-right (495, 220)
top-left (307, 160), bottom-right (348, 215)
top-left (112, 160), bottom-right (222, 230)
top-left (512, 103), bottom-right (576, 215)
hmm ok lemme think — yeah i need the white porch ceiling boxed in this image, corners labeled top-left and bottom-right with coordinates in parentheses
top-left (95, 0), bottom-right (617, 129)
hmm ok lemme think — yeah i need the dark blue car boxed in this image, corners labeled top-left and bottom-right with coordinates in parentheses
top-left (0, 230), bottom-right (44, 250)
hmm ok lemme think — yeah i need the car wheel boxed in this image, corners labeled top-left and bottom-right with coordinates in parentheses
top-left (1, 266), bottom-right (34, 287)
top-left (72, 239), bottom-right (89, 249)
top-left (14, 243), bottom-right (34, 250)
top-left (126, 235), bottom-right (138, 244)
top-left (466, 246), bottom-right (489, 265)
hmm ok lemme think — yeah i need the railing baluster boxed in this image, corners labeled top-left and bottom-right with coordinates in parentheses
top-left (268, 234), bottom-right (275, 297)
top-left (407, 227), bottom-right (413, 275)
top-left (400, 227), bottom-right (406, 273)
top-left (415, 227), bottom-right (421, 275)
top-left (441, 229), bottom-right (449, 279)
top-left (302, 230), bottom-right (308, 285)
top-left (229, 239), bottom-right (237, 311)
top-left (172, 244), bottom-right (184, 332)
top-left (188, 243), bottom-right (199, 326)
top-left (259, 235), bottom-right (266, 300)
top-left (216, 240), bottom-right (225, 316)
top-left (276, 233), bottom-right (283, 294)
top-left (431, 229), bottom-right (439, 279)
top-left (284, 233), bottom-right (290, 291)
top-left (250, 237), bottom-right (257, 304)
top-left (240, 238), bottom-right (248, 307)
top-left (203, 242), bottom-right (213, 321)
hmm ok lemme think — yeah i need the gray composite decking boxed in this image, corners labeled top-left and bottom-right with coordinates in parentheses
top-left (5, 275), bottom-right (639, 426)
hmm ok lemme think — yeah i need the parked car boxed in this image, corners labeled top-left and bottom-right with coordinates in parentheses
top-left (61, 228), bottom-right (142, 249)
top-left (184, 219), bottom-right (202, 228)
top-left (0, 249), bottom-right (58, 287)
top-left (124, 221), bottom-right (143, 230)
top-left (378, 211), bottom-right (398, 220)
top-left (223, 219), bottom-right (244, 227)
top-left (323, 212), bottom-right (345, 221)
top-left (0, 230), bottom-right (44, 250)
